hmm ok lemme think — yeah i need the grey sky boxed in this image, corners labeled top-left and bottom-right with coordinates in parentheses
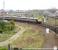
top-left (0, 0), bottom-right (58, 10)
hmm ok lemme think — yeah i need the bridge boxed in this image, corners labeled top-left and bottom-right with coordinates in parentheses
top-left (0, 16), bottom-right (58, 34)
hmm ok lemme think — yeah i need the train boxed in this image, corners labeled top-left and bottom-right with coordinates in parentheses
top-left (0, 16), bottom-right (45, 24)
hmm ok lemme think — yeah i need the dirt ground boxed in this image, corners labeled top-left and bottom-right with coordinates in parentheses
top-left (15, 22), bottom-right (56, 49)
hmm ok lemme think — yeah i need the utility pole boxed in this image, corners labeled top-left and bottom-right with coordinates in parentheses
top-left (3, 0), bottom-right (5, 10)
top-left (2, 0), bottom-right (6, 17)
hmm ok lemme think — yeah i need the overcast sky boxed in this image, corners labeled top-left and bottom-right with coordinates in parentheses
top-left (0, 0), bottom-right (58, 10)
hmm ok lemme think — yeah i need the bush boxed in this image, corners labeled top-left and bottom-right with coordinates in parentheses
top-left (0, 20), bottom-right (15, 33)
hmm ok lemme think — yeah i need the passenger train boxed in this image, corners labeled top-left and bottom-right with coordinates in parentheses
top-left (0, 16), bottom-right (45, 24)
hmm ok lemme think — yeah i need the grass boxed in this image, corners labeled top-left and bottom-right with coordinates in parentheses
top-left (0, 31), bottom-right (15, 42)
top-left (0, 46), bottom-right (8, 50)
top-left (11, 23), bottom-right (45, 48)
top-left (0, 24), bottom-right (21, 42)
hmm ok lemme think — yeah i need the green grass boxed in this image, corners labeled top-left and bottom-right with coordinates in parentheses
top-left (0, 46), bottom-right (8, 50)
top-left (0, 24), bottom-right (21, 42)
top-left (12, 27), bottom-right (45, 48)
